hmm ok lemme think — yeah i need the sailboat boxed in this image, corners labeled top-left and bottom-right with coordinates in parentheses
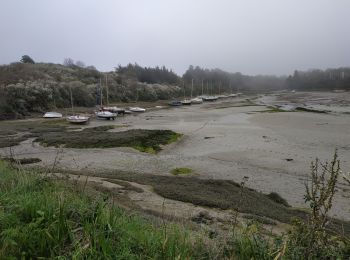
top-left (181, 80), bottom-right (192, 105)
top-left (66, 86), bottom-right (90, 124)
top-left (43, 112), bottom-right (62, 118)
top-left (129, 88), bottom-right (146, 112)
top-left (96, 76), bottom-right (118, 120)
top-left (191, 79), bottom-right (203, 104)
top-left (202, 81), bottom-right (217, 101)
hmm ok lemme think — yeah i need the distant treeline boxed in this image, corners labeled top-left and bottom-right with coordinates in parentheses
top-left (0, 61), bottom-right (181, 119)
top-left (286, 68), bottom-right (350, 91)
top-left (116, 63), bottom-right (180, 85)
top-left (1, 56), bottom-right (349, 119)
top-left (182, 65), bottom-right (286, 96)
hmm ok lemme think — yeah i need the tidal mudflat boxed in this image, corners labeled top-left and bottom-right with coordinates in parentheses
top-left (1, 92), bottom-right (350, 221)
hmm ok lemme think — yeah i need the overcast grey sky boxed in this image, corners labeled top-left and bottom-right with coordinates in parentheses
top-left (0, 0), bottom-right (349, 75)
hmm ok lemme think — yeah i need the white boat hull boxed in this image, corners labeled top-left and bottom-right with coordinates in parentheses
top-left (129, 107), bottom-right (146, 112)
top-left (43, 112), bottom-right (62, 118)
top-left (66, 115), bottom-right (90, 124)
top-left (191, 98), bottom-right (203, 104)
top-left (96, 111), bottom-right (117, 120)
top-left (181, 99), bottom-right (192, 105)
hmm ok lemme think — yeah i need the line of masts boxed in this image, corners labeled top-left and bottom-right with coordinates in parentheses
top-left (183, 78), bottom-right (238, 97)
top-left (99, 75), bottom-right (109, 107)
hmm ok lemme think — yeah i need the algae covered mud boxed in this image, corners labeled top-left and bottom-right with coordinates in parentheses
top-left (1, 91), bottom-right (350, 221)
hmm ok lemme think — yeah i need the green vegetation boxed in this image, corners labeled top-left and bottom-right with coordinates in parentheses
top-left (105, 179), bottom-right (144, 193)
top-left (116, 63), bottom-right (180, 85)
top-left (0, 136), bottom-right (28, 148)
top-left (36, 127), bottom-right (181, 153)
top-left (287, 68), bottom-right (350, 91)
top-left (1, 157), bottom-right (41, 165)
top-left (267, 192), bottom-right (290, 207)
top-left (0, 162), bottom-right (212, 259)
top-left (1, 152), bottom-right (350, 258)
top-left (183, 65), bottom-right (286, 96)
top-left (0, 121), bottom-right (181, 153)
top-left (257, 106), bottom-right (287, 113)
top-left (295, 106), bottom-right (328, 113)
top-left (60, 169), bottom-right (311, 226)
top-left (0, 120), bottom-right (68, 147)
top-left (20, 55), bottom-right (35, 64)
top-left (242, 215), bottom-right (277, 226)
top-left (0, 62), bottom-right (182, 119)
top-left (171, 167), bottom-right (193, 176)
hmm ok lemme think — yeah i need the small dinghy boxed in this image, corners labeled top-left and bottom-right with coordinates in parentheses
top-left (202, 96), bottom-right (218, 102)
top-left (95, 110), bottom-right (117, 120)
top-left (181, 99), bottom-right (192, 105)
top-left (102, 106), bottom-right (125, 115)
top-left (129, 107), bottom-right (146, 112)
top-left (43, 112), bottom-right (62, 118)
top-left (191, 97), bottom-right (203, 104)
top-left (168, 100), bottom-right (183, 106)
top-left (66, 115), bottom-right (90, 124)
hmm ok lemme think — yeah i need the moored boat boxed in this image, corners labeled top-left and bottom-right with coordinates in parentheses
top-left (129, 107), bottom-right (146, 112)
top-left (202, 96), bottom-right (218, 101)
top-left (168, 100), bottom-right (183, 106)
top-left (95, 110), bottom-right (117, 120)
top-left (102, 106), bottom-right (126, 115)
top-left (181, 99), bottom-right (192, 105)
top-left (43, 112), bottom-right (62, 118)
top-left (191, 97), bottom-right (203, 104)
top-left (66, 115), bottom-right (90, 124)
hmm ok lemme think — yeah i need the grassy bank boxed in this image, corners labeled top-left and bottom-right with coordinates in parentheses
top-left (0, 162), bottom-right (210, 259)
top-left (2, 159), bottom-right (350, 259)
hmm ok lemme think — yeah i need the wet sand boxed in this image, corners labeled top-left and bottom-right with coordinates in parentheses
top-left (2, 92), bottom-right (350, 220)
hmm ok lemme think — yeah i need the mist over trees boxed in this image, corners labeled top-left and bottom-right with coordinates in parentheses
top-left (0, 62), bottom-right (181, 119)
top-left (287, 68), bottom-right (350, 91)
top-left (116, 63), bottom-right (180, 85)
top-left (183, 65), bottom-right (286, 96)
top-left (1, 58), bottom-right (349, 119)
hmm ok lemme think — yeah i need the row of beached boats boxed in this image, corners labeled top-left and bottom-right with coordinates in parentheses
top-left (169, 79), bottom-right (241, 106)
top-left (43, 78), bottom-right (146, 124)
top-left (44, 93), bottom-right (241, 123)
top-left (169, 93), bottom-right (241, 106)
top-left (43, 106), bottom-right (146, 124)
top-left (43, 77), bottom-right (241, 123)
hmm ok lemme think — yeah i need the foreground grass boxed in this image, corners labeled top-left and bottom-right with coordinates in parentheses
top-left (0, 162), bottom-right (210, 259)
top-left (3, 159), bottom-right (350, 259)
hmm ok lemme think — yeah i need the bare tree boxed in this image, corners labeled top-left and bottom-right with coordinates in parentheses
top-left (75, 60), bottom-right (85, 68)
top-left (63, 58), bottom-right (74, 67)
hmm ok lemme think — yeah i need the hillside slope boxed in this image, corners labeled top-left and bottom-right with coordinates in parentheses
top-left (0, 62), bottom-right (181, 119)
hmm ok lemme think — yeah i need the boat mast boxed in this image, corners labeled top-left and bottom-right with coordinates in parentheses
top-left (183, 80), bottom-right (185, 99)
top-left (191, 79), bottom-right (193, 99)
top-left (100, 78), bottom-right (103, 107)
top-left (201, 79), bottom-right (204, 96)
top-left (69, 85), bottom-right (74, 115)
top-left (106, 74), bottom-right (109, 106)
